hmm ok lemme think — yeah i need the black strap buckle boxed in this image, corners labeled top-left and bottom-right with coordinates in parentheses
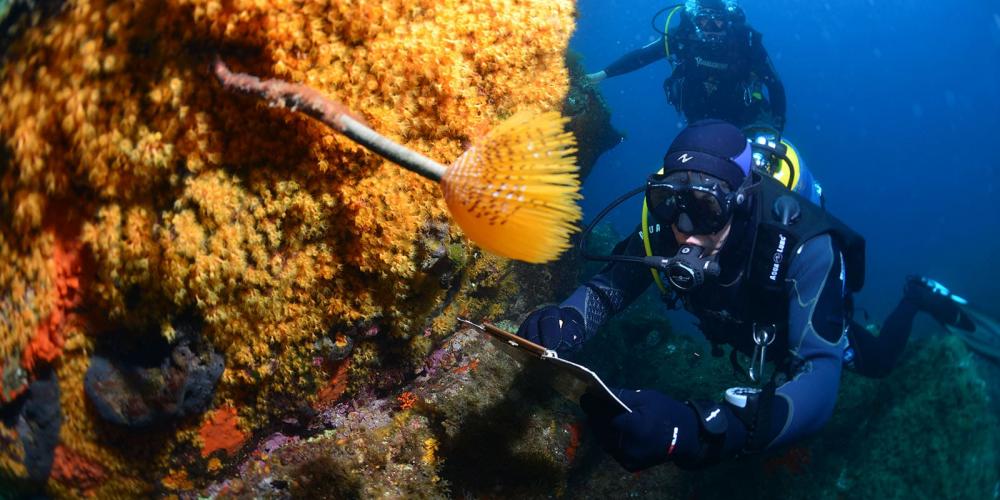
top-left (679, 399), bottom-right (729, 469)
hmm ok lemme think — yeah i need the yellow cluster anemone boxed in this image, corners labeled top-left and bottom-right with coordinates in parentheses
top-left (0, 0), bottom-right (576, 495)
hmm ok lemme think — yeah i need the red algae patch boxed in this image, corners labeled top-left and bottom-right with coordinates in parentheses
top-left (314, 359), bottom-right (351, 409)
top-left (199, 406), bottom-right (247, 458)
top-left (22, 235), bottom-right (82, 372)
top-left (50, 445), bottom-right (107, 493)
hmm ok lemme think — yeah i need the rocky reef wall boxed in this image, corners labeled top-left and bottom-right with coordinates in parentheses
top-left (0, 0), bottom-right (585, 496)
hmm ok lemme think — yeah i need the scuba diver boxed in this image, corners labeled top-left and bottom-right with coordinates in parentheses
top-left (586, 0), bottom-right (787, 133)
top-left (516, 120), bottom-right (971, 471)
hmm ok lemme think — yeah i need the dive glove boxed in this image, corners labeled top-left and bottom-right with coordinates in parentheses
top-left (516, 306), bottom-right (586, 354)
top-left (580, 388), bottom-right (701, 472)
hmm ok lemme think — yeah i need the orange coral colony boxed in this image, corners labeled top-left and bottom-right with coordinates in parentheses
top-left (0, 0), bottom-right (576, 495)
top-left (199, 406), bottom-right (247, 458)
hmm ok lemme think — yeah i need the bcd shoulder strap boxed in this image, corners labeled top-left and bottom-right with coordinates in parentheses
top-left (747, 176), bottom-right (866, 322)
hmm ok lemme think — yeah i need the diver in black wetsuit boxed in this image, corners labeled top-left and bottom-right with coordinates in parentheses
top-left (587, 0), bottom-right (787, 133)
top-left (516, 120), bottom-right (968, 471)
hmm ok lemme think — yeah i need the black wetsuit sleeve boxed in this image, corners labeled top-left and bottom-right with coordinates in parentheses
top-left (559, 228), bottom-right (656, 340)
top-left (604, 37), bottom-right (669, 78)
top-left (751, 34), bottom-right (786, 130)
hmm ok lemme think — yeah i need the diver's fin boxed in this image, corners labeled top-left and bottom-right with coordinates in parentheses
top-left (904, 275), bottom-right (974, 332)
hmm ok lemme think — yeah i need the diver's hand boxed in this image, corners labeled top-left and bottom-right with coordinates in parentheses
top-left (580, 388), bottom-right (700, 472)
top-left (585, 70), bottom-right (607, 85)
top-left (516, 306), bottom-right (585, 353)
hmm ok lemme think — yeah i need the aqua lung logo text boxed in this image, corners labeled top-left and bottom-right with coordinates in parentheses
top-left (769, 234), bottom-right (787, 281)
top-left (640, 223), bottom-right (662, 241)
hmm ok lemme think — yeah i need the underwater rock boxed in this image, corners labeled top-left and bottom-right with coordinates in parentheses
top-left (18, 374), bottom-right (61, 482)
top-left (415, 220), bottom-right (465, 288)
top-left (315, 333), bottom-right (354, 363)
top-left (84, 316), bottom-right (223, 428)
top-left (202, 394), bottom-right (437, 498)
top-left (202, 326), bottom-right (580, 498)
top-left (564, 50), bottom-right (624, 182)
top-left (422, 330), bottom-right (580, 496)
top-left (0, 369), bottom-right (61, 483)
top-left (644, 329), bottom-right (663, 347)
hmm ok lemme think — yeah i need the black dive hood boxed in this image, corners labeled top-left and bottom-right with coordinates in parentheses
top-left (578, 186), bottom-right (722, 293)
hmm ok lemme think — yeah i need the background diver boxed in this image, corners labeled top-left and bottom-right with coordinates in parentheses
top-left (516, 120), bottom-right (973, 471)
top-left (586, 0), bottom-right (787, 134)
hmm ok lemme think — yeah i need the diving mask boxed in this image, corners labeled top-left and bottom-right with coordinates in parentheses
top-left (577, 180), bottom-right (729, 295)
top-left (696, 12), bottom-right (728, 33)
top-left (645, 172), bottom-right (738, 236)
top-left (693, 9), bottom-right (734, 45)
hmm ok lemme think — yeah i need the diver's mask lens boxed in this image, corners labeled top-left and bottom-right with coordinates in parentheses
top-left (694, 11), bottom-right (730, 42)
top-left (645, 174), bottom-right (733, 235)
top-left (696, 15), bottom-right (726, 33)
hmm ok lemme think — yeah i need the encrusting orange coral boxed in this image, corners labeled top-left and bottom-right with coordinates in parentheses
top-left (21, 234), bottom-right (83, 373)
top-left (199, 406), bottom-right (247, 458)
top-left (397, 391), bottom-right (419, 410)
top-left (50, 445), bottom-right (107, 495)
top-left (0, 0), bottom-right (576, 494)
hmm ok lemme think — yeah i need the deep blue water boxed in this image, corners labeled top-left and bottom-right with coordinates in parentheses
top-left (570, 0), bottom-right (1000, 323)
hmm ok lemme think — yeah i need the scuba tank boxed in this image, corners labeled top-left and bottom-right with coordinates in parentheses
top-left (743, 124), bottom-right (825, 207)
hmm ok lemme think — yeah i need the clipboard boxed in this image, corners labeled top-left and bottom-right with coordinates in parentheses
top-left (458, 317), bottom-right (632, 413)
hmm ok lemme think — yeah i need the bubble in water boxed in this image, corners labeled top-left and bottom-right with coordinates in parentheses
top-left (944, 90), bottom-right (957, 109)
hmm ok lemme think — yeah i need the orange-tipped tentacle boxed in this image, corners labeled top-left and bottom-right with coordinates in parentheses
top-left (441, 111), bottom-right (582, 263)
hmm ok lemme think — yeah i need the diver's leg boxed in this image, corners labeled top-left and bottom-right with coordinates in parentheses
top-left (904, 276), bottom-right (975, 331)
top-left (848, 276), bottom-right (977, 378)
top-left (847, 298), bottom-right (918, 379)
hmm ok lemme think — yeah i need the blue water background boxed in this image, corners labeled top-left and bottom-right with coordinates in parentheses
top-left (571, 0), bottom-right (1000, 324)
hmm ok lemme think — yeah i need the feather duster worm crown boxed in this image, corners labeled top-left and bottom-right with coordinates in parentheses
top-left (442, 111), bottom-right (581, 264)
